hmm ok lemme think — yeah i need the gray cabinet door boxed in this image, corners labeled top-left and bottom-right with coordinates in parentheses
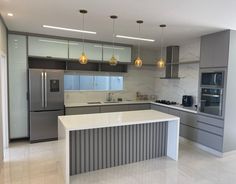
top-left (180, 111), bottom-right (197, 126)
top-left (151, 104), bottom-right (169, 113)
top-left (128, 104), bottom-right (150, 111)
top-left (200, 30), bottom-right (230, 68)
top-left (100, 105), bottom-right (129, 113)
top-left (180, 124), bottom-right (223, 151)
top-left (168, 109), bottom-right (180, 117)
top-left (65, 106), bottom-right (100, 115)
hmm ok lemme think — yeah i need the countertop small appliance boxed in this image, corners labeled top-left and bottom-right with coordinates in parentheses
top-left (182, 95), bottom-right (193, 107)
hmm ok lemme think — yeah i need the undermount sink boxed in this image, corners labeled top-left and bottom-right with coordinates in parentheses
top-left (103, 101), bottom-right (119, 103)
top-left (87, 102), bottom-right (101, 104)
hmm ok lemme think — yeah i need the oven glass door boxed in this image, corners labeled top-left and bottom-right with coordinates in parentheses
top-left (201, 72), bottom-right (223, 87)
top-left (200, 88), bottom-right (223, 116)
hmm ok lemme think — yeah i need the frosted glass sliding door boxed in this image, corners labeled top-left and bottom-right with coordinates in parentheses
top-left (8, 34), bottom-right (28, 139)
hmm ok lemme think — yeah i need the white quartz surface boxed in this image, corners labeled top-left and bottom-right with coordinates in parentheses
top-left (64, 100), bottom-right (151, 107)
top-left (58, 109), bottom-right (179, 131)
top-left (151, 102), bottom-right (197, 114)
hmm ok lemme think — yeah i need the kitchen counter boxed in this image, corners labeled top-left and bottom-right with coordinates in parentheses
top-left (58, 110), bottom-right (180, 184)
top-left (64, 100), bottom-right (151, 107)
top-left (65, 100), bottom-right (197, 114)
top-left (151, 102), bottom-right (197, 114)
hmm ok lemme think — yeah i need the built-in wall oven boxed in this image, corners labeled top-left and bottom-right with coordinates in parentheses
top-left (199, 69), bottom-right (225, 117)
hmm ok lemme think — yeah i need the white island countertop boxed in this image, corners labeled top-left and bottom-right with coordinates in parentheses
top-left (58, 109), bottom-right (180, 131)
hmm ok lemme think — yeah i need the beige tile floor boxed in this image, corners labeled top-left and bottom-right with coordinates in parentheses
top-left (1, 138), bottom-right (236, 184)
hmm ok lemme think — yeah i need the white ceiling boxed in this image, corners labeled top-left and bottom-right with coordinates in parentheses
top-left (0, 0), bottom-right (234, 49)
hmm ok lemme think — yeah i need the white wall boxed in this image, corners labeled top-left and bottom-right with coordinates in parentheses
top-left (65, 65), bottom-right (157, 104)
top-left (155, 39), bottom-right (200, 105)
top-left (0, 17), bottom-right (7, 164)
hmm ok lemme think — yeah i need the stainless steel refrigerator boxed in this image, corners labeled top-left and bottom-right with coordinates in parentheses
top-left (29, 69), bottom-right (64, 142)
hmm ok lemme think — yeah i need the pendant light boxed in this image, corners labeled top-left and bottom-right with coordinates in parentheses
top-left (157, 24), bottom-right (166, 68)
top-left (134, 20), bottom-right (143, 68)
top-left (109, 15), bottom-right (118, 66)
top-left (79, 9), bottom-right (88, 64)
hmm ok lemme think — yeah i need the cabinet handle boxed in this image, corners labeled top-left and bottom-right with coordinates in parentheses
top-left (41, 72), bottom-right (44, 108)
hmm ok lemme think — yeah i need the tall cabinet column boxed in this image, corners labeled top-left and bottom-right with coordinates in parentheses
top-left (8, 34), bottom-right (28, 139)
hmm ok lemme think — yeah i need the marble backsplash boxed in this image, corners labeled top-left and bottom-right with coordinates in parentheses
top-left (64, 65), bottom-right (157, 104)
top-left (155, 63), bottom-right (199, 105)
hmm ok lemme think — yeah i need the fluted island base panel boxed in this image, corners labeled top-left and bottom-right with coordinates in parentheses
top-left (70, 122), bottom-right (167, 175)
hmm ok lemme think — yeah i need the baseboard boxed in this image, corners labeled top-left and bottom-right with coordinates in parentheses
top-left (30, 137), bottom-right (58, 144)
top-left (179, 137), bottom-right (223, 157)
top-left (9, 137), bottom-right (29, 142)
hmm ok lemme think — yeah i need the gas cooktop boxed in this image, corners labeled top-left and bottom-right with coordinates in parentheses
top-left (155, 100), bottom-right (177, 105)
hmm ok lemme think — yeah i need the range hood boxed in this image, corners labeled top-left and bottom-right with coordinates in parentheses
top-left (160, 46), bottom-right (180, 79)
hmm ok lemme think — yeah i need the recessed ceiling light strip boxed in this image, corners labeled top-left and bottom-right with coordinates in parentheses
top-left (116, 35), bottom-right (155, 42)
top-left (43, 25), bottom-right (96, 34)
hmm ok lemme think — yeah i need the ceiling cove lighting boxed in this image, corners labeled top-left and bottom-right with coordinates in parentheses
top-left (157, 24), bottom-right (166, 69)
top-left (79, 9), bottom-right (89, 64)
top-left (42, 25), bottom-right (96, 34)
top-left (7, 13), bottom-right (13, 16)
top-left (134, 20), bottom-right (144, 68)
top-left (116, 35), bottom-right (155, 42)
top-left (109, 15), bottom-right (118, 66)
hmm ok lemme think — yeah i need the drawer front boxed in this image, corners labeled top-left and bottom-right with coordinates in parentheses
top-left (100, 105), bottom-right (129, 113)
top-left (168, 108), bottom-right (180, 117)
top-left (180, 111), bottom-right (197, 126)
top-left (180, 124), bottom-right (223, 152)
top-left (197, 115), bottom-right (224, 128)
top-left (196, 121), bottom-right (224, 136)
top-left (128, 104), bottom-right (151, 111)
top-left (66, 106), bottom-right (100, 115)
top-left (151, 104), bottom-right (169, 113)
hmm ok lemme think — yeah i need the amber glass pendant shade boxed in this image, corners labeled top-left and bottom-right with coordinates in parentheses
top-left (157, 58), bottom-right (165, 68)
top-left (109, 54), bottom-right (118, 66)
top-left (134, 57), bottom-right (143, 68)
top-left (79, 52), bottom-right (88, 64)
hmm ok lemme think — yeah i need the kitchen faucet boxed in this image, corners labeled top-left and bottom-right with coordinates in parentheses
top-left (106, 92), bottom-right (113, 102)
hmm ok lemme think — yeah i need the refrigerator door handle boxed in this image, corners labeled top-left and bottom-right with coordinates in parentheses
top-left (41, 72), bottom-right (44, 108)
top-left (45, 72), bottom-right (48, 107)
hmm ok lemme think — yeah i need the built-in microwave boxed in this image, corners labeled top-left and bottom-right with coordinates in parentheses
top-left (200, 70), bottom-right (224, 88)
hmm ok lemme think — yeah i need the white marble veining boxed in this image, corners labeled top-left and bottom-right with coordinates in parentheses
top-left (58, 110), bottom-right (179, 131)
top-left (64, 65), bottom-right (157, 104)
top-left (155, 39), bottom-right (200, 105)
top-left (155, 63), bottom-right (199, 104)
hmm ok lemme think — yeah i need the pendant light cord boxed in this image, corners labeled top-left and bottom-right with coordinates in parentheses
top-left (160, 27), bottom-right (163, 59)
top-left (82, 13), bottom-right (85, 52)
top-left (112, 18), bottom-right (115, 55)
top-left (138, 23), bottom-right (141, 57)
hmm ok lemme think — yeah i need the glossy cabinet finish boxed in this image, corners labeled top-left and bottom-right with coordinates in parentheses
top-left (65, 106), bottom-right (100, 115)
top-left (100, 105), bottom-right (129, 113)
top-left (69, 41), bottom-right (102, 61)
top-left (103, 44), bottom-right (132, 63)
top-left (151, 103), bottom-right (225, 152)
top-left (28, 36), bottom-right (68, 58)
top-left (8, 34), bottom-right (28, 139)
top-left (128, 104), bottom-right (150, 111)
top-left (200, 30), bottom-right (229, 68)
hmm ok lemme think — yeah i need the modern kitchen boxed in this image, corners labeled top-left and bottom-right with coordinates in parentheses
top-left (1, 0), bottom-right (236, 184)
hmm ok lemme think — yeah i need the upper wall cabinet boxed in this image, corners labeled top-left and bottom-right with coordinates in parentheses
top-left (103, 44), bottom-right (132, 63)
top-left (69, 41), bottom-right (102, 61)
top-left (200, 31), bottom-right (230, 68)
top-left (28, 36), bottom-right (69, 58)
top-left (8, 34), bottom-right (28, 139)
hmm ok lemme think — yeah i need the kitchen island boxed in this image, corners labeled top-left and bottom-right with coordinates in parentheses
top-left (58, 110), bottom-right (180, 184)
